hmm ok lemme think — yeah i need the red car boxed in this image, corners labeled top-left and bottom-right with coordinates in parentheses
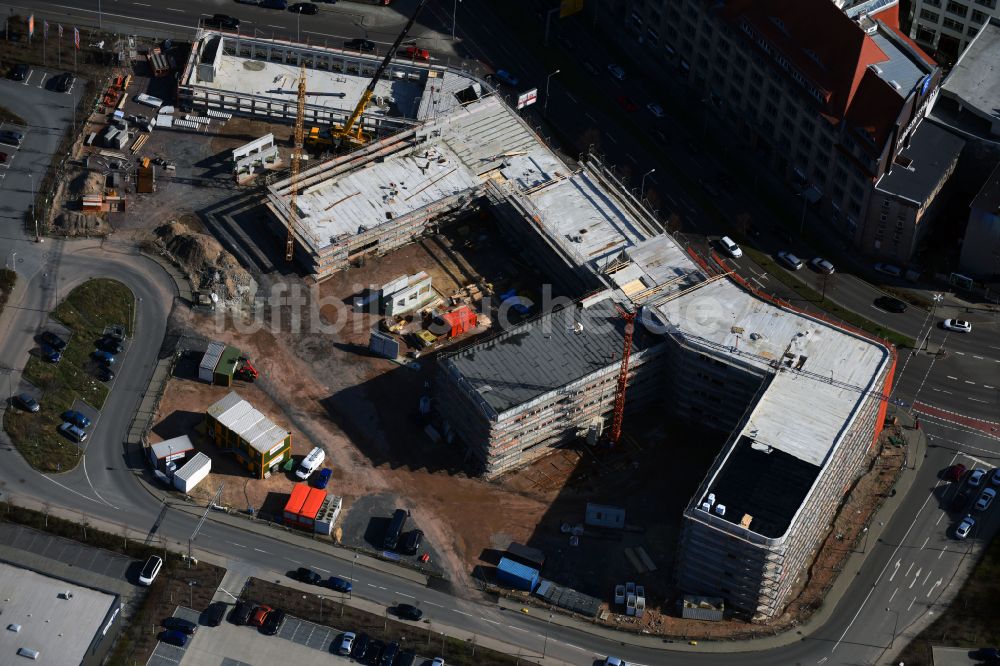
top-left (402, 45), bottom-right (429, 61)
top-left (251, 604), bottom-right (273, 627)
top-left (615, 94), bottom-right (638, 112)
top-left (946, 464), bottom-right (967, 482)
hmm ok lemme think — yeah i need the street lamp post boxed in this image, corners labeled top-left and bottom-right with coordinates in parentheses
top-left (295, 7), bottom-right (301, 42)
top-left (98, 0), bottom-right (103, 30)
top-left (885, 607), bottom-right (899, 649)
top-left (641, 168), bottom-right (656, 199)
top-left (349, 554), bottom-right (358, 598)
top-left (543, 69), bottom-right (561, 117)
top-left (28, 173), bottom-right (39, 242)
top-left (451, 0), bottom-right (462, 40)
top-left (542, 613), bottom-right (553, 658)
top-left (921, 293), bottom-right (944, 351)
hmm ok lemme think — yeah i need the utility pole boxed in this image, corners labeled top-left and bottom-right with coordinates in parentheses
top-left (543, 69), bottom-right (560, 118)
top-left (921, 293), bottom-right (943, 351)
top-left (188, 483), bottom-right (224, 566)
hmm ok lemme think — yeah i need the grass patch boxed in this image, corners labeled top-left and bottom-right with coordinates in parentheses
top-left (0, 268), bottom-right (14, 316)
top-left (743, 247), bottom-right (916, 349)
top-left (896, 535), bottom-right (1000, 665)
top-left (4, 278), bottom-right (133, 472)
top-left (0, 105), bottom-right (26, 125)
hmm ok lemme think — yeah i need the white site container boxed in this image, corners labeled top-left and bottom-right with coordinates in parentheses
top-left (173, 452), bottom-right (211, 493)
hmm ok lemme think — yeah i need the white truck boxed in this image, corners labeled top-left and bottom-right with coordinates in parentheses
top-left (295, 446), bottom-right (325, 480)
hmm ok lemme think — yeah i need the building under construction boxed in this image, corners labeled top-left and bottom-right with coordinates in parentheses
top-left (182, 30), bottom-right (897, 620)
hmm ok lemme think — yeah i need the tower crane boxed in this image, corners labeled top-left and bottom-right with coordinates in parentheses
top-left (309, 0), bottom-right (430, 148)
top-left (609, 306), bottom-right (637, 446)
top-left (286, 62), bottom-right (307, 262)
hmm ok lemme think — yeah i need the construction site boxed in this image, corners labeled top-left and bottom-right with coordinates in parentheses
top-left (41, 2), bottom-right (902, 629)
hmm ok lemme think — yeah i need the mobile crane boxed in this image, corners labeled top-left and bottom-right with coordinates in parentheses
top-left (307, 0), bottom-right (429, 149)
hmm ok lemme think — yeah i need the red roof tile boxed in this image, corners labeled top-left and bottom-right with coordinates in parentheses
top-left (869, 3), bottom-right (937, 66)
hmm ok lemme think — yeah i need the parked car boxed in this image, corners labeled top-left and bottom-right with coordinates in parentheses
top-left (366, 639), bottom-right (385, 664)
top-left (97, 337), bottom-right (124, 354)
top-left (12, 393), bottom-right (39, 413)
top-left (337, 632), bottom-right (356, 655)
top-left (402, 45), bottom-right (429, 60)
top-left (615, 95), bottom-right (638, 112)
top-left (607, 63), bottom-right (625, 80)
top-left (395, 603), bottom-right (422, 621)
top-left (604, 658), bottom-right (627, 666)
top-left (107, 325), bottom-right (126, 341)
top-left (974, 487), bottom-right (996, 512)
top-left (54, 72), bottom-right (76, 93)
top-left (344, 38), bottom-right (376, 52)
top-left (328, 576), bottom-right (352, 593)
top-left (313, 467), bottom-right (332, 489)
top-left (98, 367), bottom-right (116, 382)
top-left (955, 514), bottom-right (975, 539)
top-left (431, 658), bottom-right (445, 666)
top-left (41, 345), bottom-right (62, 363)
top-left (289, 2), bottom-right (318, 14)
top-left (494, 69), bottom-right (519, 86)
top-left (646, 102), bottom-right (665, 118)
top-left (942, 319), bottom-right (972, 333)
top-left (261, 0), bottom-right (288, 8)
top-left (874, 296), bottom-right (907, 313)
top-left (951, 487), bottom-right (973, 512)
top-left (41, 331), bottom-right (67, 350)
top-left (810, 257), bottom-right (835, 274)
top-left (203, 601), bottom-right (227, 626)
top-left (969, 468), bottom-right (987, 488)
top-left (62, 410), bottom-right (92, 429)
top-left (139, 555), bottom-right (163, 585)
top-left (776, 251), bottom-right (804, 271)
top-left (396, 651), bottom-right (417, 666)
top-left (771, 223), bottom-right (794, 244)
top-left (204, 14), bottom-right (240, 29)
top-left (718, 236), bottom-right (742, 259)
top-left (946, 463), bottom-right (967, 482)
top-left (350, 632), bottom-right (371, 660)
top-left (159, 629), bottom-right (188, 647)
top-left (873, 262), bottom-right (902, 277)
top-left (11, 63), bottom-right (30, 81)
top-left (92, 350), bottom-right (116, 364)
top-left (163, 617), bottom-right (198, 635)
top-left (58, 422), bottom-right (88, 443)
top-left (379, 642), bottom-right (399, 666)
top-left (582, 60), bottom-right (599, 77)
top-left (0, 130), bottom-right (23, 146)
top-left (973, 648), bottom-right (1000, 661)
top-left (261, 608), bottom-right (286, 635)
top-left (402, 529), bottom-right (423, 555)
top-left (230, 600), bottom-right (255, 625)
top-left (991, 469), bottom-right (1000, 487)
top-left (251, 604), bottom-right (273, 627)
top-left (296, 567), bottom-right (322, 584)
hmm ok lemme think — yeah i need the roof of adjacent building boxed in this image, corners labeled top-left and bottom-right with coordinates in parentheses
top-left (876, 120), bottom-right (966, 203)
top-left (972, 161), bottom-right (1000, 214)
top-left (216, 345), bottom-right (242, 378)
top-left (444, 296), bottom-right (664, 416)
top-left (931, 18), bottom-right (1000, 138)
top-left (206, 392), bottom-right (288, 454)
top-left (174, 451), bottom-right (211, 481)
top-left (150, 435), bottom-right (194, 459)
top-left (200, 340), bottom-right (226, 373)
top-left (0, 563), bottom-right (118, 666)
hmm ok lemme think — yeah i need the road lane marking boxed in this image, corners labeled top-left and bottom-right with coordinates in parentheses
top-left (947, 375), bottom-right (958, 380)
top-left (508, 625), bottom-right (530, 632)
top-left (889, 559), bottom-right (900, 582)
top-left (974, 355), bottom-right (984, 360)
top-left (936, 512), bottom-right (945, 525)
top-left (955, 351), bottom-right (965, 355)
top-left (965, 380), bottom-right (976, 385)
top-left (133, 2), bottom-right (150, 5)
top-left (905, 562), bottom-right (914, 577)
top-left (254, 547), bottom-right (269, 553)
top-left (268, 24), bottom-right (284, 28)
top-left (585, 113), bottom-right (597, 123)
top-left (817, 658), bottom-right (828, 664)
top-left (888, 587), bottom-right (898, 603)
top-left (628, 154), bottom-right (638, 164)
top-left (285, 557), bottom-right (301, 564)
top-left (313, 566), bottom-right (329, 573)
top-left (927, 578), bottom-right (942, 597)
top-left (907, 597), bottom-right (916, 611)
top-left (939, 546), bottom-right (948, 559)
top-left (985, 385), bottom-right (995, 389)
top-left (452, 610), bottom-right (473, 617)
top-left (423, 601), bottom-right (443, 607)
top-left (922, 569), bottom-right (932, 586)
top-left (228, 541), bottom-right (247, 548)
top-left (909, 568), bottom-right (921, 589)
top-left (481, 618), bottom-right (501, 625)
top-left (566, 92), bottom-right (578, 104)
top-left (166, 7), bottom-right (185, 12)
top-left (607, 134), bottom-right (618, 144)
top-left (969, 397), bottom-right (989, 403)
top-left (920, 537), bottom-right (929, 550)
top-left (397, 592), bottom-right (414, 598)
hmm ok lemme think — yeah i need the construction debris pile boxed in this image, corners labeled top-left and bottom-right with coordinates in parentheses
top-left (153, 220), bottom-right (257, 304)
top-left (51, 171), bottom-right (113, 236)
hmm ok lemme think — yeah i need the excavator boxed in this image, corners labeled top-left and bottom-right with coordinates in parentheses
top-left (234, 356), bottom-right (259, 382)
top-left (306, 0), bottom-right (429, 150)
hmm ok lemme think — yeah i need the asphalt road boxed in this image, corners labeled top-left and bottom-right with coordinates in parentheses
top-left (0, 2), bottom-right (999, 665)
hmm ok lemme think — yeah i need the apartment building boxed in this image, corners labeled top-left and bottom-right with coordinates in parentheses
top-left (908, 0), bottom-right (999, 61)
top-left (621, 0), bottom-right (944, 262)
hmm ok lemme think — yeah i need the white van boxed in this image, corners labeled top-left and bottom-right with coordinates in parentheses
top-left (719, 236), bottom-right (743, 259)
top-left (295, 447), bottom-right (326, 480)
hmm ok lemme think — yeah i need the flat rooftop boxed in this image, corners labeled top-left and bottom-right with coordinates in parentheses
top-left (0, 562), bottom-right (117, 666)
top-left (444, 296), bottom-right (663, 416)
top-left (934, 18), bottom-right (1000, 133)
top-left (876, 120), bottom-right (965, 203)
top-left (207, 391), bottom-right (288, 454)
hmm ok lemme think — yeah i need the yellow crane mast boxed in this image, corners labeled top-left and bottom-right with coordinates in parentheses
top-left (286, 62), bottom-right (307, 262)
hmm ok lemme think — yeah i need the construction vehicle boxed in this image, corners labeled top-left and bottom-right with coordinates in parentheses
top-left (235, 356), bottom-right (259, 382)
top-left (287, 62), bottom-right (307, 261)
top-left (306, 0), bottom-right (429, 149)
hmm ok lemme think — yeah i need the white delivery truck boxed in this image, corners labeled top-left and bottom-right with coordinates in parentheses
top-left (295, 446), bottom-right (325, 480)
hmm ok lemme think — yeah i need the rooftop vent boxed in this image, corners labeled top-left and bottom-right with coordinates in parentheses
top-left (58, 591), bottom-right (74, 600)
top-left (572, 322), bottom-right (584, 335)
top-left (871, 64), bottom-right (883, 75)
top-left (890, 80), bottom-right (902, 91)
top-left (715, 504), bottom-right (727, 517)
top-left (7, 624), bottom-right (21, 633)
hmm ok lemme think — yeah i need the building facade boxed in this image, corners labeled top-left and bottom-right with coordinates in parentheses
top-left (619, 0), bottom-right (945, 263)
top-left (908, 0), bottom-right (999, 62)
top-left (960, 163), bottom-right (1000, 276)
top-left (205, 392), bottom-right (291, 479)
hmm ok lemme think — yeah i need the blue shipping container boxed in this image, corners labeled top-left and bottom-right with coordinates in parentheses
top-left (496, 556), bottom-right (539, 592)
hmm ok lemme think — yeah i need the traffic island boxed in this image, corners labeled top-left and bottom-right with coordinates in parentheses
top-left (3, 278), bottom-right (133, 472)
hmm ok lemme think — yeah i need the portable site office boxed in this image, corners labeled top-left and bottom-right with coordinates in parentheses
top-left (199, 341), bottom-right (241, 386)
top-left (205, 392), bottom-right (290, 479)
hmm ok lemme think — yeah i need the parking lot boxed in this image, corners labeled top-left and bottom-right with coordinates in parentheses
top-left (148, 606), bottom-right (352, 666)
